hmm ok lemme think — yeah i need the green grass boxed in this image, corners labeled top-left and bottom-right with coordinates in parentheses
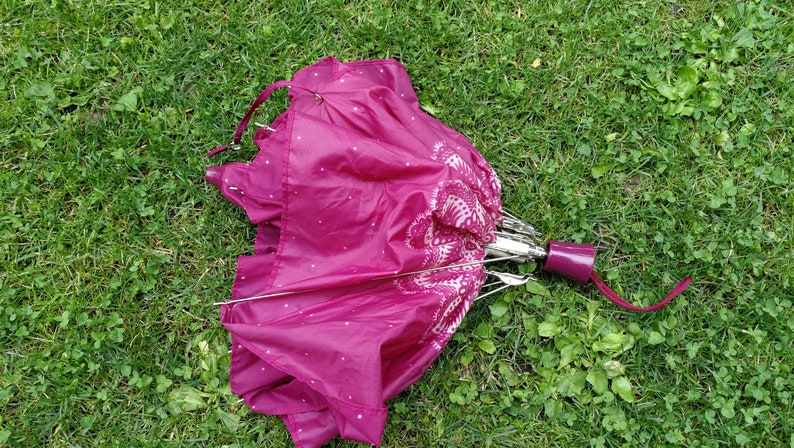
top-left (2, 0), bottom-right (792, 446)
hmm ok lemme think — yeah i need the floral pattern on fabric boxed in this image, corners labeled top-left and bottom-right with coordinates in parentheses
top-left (395, 140), bottom-right (499, 349)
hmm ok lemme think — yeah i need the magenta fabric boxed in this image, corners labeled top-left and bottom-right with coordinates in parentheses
top-left (207, 57), bottom-right (502, 447)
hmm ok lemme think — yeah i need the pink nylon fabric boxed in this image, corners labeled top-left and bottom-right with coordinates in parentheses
top-left (207, 57), bottom-right (502, 447)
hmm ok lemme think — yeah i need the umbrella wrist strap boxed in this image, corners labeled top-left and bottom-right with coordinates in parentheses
top-left (590, 270), bottom-right (692, 312)
top-left (208, 80), bottom-right (313, 156)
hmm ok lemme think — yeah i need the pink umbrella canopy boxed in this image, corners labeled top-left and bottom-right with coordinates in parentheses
top-left (205, 57), bottom-right (691, 447)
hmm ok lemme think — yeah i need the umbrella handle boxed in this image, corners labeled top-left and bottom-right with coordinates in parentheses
top-left (541, 241), bottom-right (692, 311)
top-left (207, 80), bottom-right (320, 156)
top-left (541, 241), bottom-right (595, 284)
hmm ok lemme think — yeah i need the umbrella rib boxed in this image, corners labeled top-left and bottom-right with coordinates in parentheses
top-left (213, 288), bottom-right (313, 306)
top-left (474, 283), bottom-right (514, 302)
top-left (373, 255), bottom-right (524, 280)
top-left (212, 255), bottom-right (524, 306)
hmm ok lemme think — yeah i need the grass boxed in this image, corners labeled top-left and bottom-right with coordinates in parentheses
top-left (1, 0), bottom-right (792, 446)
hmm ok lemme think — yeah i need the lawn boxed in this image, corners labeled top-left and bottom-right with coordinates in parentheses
top-left (2, 0), bottom-right (792, 446)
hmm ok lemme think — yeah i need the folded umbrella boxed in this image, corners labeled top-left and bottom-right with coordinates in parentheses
top-left (205, 56), bottom-right (690, 447)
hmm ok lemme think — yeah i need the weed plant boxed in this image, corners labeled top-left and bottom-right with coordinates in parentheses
top-left (2, 0), bottom-right (792, 446)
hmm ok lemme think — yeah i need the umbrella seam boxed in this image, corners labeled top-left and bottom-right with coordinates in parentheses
top-left (267, 109), bottom-right (297, 291)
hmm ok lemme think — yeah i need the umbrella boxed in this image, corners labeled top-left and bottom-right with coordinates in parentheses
top-left (205, 57), bottom-right (691, 447)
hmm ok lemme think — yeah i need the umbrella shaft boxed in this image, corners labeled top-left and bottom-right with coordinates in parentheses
top-left (485, 234), bottom-right (547, 262)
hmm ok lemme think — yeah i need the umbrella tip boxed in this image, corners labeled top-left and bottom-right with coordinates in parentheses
top-left (205, 166), bottom-right (224, 189)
